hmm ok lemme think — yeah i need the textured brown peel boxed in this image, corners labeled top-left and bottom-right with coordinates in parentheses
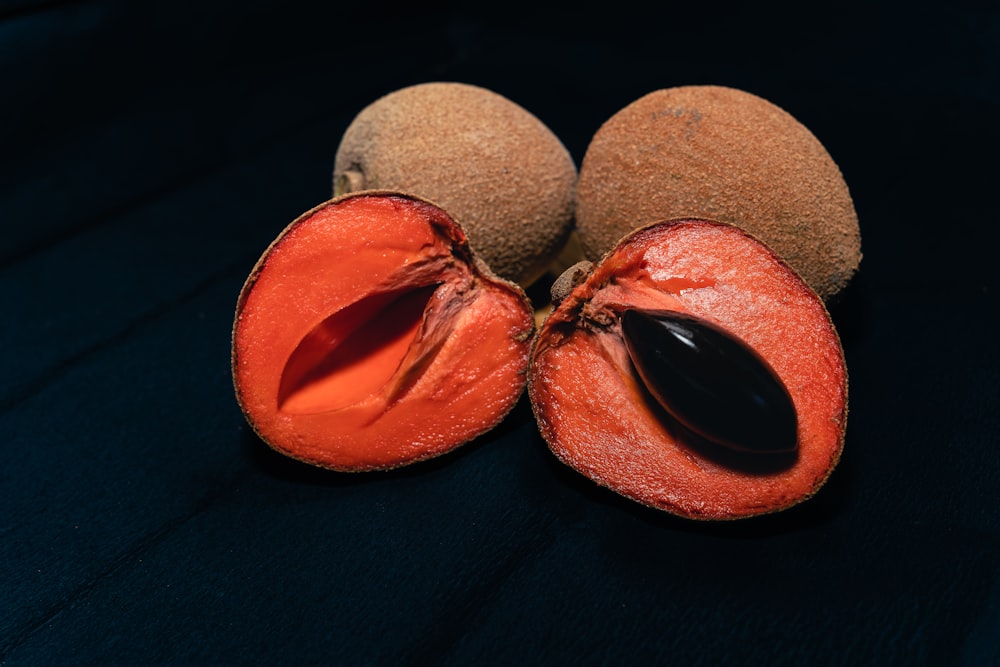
top-left (334, 82), bottom-right (578, 288)
top-left (575, 85), bottom-right (861, 300)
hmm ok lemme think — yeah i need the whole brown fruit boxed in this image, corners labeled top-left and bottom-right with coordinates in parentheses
top-left (334, 82), bottom-right (577, 288)
top-left (575, 85), bottom-right (861, 300)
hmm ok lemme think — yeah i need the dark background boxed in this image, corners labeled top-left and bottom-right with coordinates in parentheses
top-left (2, 0), bottom-right (997, 664)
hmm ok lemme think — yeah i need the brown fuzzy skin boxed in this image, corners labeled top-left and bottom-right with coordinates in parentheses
top-left (334, 82), bottom-right (578, 288)
top-left (575, 85), bottom-right (861, 301)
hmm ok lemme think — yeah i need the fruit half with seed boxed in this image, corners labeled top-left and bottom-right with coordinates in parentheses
top-left (232, 191), bottom-right (535, 471)
top-left (529, 218), bottom-right (848, 520)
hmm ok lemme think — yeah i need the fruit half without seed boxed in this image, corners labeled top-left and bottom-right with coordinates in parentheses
top-left (529, 218), bottom-right (848, 520)
top-left (232, 191), bottom-right (535, 471)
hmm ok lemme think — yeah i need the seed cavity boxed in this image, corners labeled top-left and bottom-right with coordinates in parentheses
top-left (278, 285), bottom-right (439, 414)
top-left (621, 308), bottom-right (798, 454)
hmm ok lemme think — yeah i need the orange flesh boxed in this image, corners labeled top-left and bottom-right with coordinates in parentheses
top-left (530, 220), bottom-right (847, 519)
top-left (233, 194), bottom-right (534, 471)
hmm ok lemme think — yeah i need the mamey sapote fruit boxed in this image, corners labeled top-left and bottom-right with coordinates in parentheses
top-left (333, 81), bottom-right (577, 287)
top-left (575, 85), bottom-right (861, 300)
top-left (529, 219), bottom-right (848, 520)
top-left (232, 191), bottom-right (534, 471)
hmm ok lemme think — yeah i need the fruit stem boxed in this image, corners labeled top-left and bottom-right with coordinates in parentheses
top-left (335, 169), bottom-right (366, 196)
top-left (550, 261), bottom-right (593, 305)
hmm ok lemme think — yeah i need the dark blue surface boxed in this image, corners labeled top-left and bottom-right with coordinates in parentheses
top-left (2, 1), bottom-right (998, 664)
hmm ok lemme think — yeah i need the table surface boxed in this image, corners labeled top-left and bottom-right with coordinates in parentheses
top-left (3, 1), bottom-right (998, 664)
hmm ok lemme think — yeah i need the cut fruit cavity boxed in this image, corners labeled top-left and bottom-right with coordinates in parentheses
top-left (232, 191), bottom-right (534, 471)
top-left (278, 284), bottom-right (440, 415)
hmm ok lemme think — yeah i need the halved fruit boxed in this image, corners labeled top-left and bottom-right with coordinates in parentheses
top-left (528, 219), bottom-right (848, 520)
top-left (232, 191), bottom-right (535, 471)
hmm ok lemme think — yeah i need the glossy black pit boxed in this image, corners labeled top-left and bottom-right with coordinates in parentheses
top-left (621, 309), bottom-right (798, 454)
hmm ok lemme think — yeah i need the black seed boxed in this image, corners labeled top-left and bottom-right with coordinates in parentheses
top-left (621, 309), bottom-right (798, 454)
